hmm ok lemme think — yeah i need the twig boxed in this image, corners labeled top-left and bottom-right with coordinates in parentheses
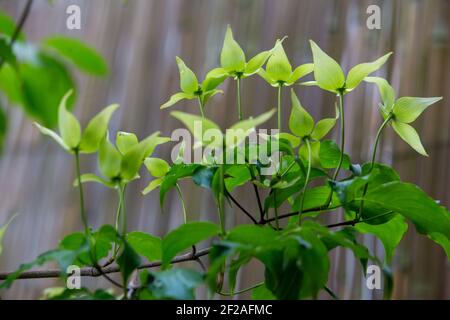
top-left (0, 0), bottom-right (33, 70)
top-left (0, 248), bottom-right (210, 280)
top-left (225, 190), bottom-right (258, 224)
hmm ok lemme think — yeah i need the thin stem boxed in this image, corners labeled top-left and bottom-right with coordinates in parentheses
top-left (118, 184), bottom-right (127, 236)
top-left (0, 0), bottom-right (33, 70)
top-left (112, 185), bottom-right (124, 259)
top-left (277, 84), bottom-right (283, 131)
top-left (74, 151), bottom-right (88, 233)
top-left (175, 183), bottom-right (187, 224)
top-left (225, 189), bottom-right (257, 224)
top-left (324, 285), bottom-right (340, 300)
top-left (280, 159), bottom-right (297, 178)
top-left (264, 205), bottom-right (342, 223)
top-left (236, 77), bottom-right (243, 120)
top-left (298, 139), bottom-right (312, 225)
top-left (369, 114), bottom-right (393, 171)
top-left (273, 190), bottom-right (280, 229)
top-left (217, 281), bottom-right (264, 297)
top-left (357, 114), bottom-right (393, 219)
top-left (246, 164), bottom-right (264, 221)
top-left (322, 93), bottom-right (345, 209)
top-left (197, 96), bottom-right (205, 118)
top-left (332, 93), bottom-right (345, 181)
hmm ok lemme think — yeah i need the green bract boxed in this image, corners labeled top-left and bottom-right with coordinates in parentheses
top-left (259, 39), bottom-right (313, 87)
top-left (218, 25), bottom-right (277, 79)
top-left (160, 57), bottom-right (225, 110)
top-left (76, 131), bottom-right (170, 188)
top-left (308, 40), bottom-right (392, 94)
top-left (365, 76), bottom-right (442, 156)
top-left (34, 90), bottom-right (119, 154)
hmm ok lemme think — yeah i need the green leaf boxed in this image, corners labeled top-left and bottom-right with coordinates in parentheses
top-left (393, 97), bottom-right (442, 124)
top-left (286, 63), bottom-right (314, 85)
top-left (160, 92), bottom-right (194, 109)
top-left (228, 109), bottom-right (276, 147)
top-left (309, 40), bottom-right (345, 92)
top-left (58, 90), bottom-right (81, 149)
top-left (99, 135), bottom-right (122, 179)
top-left (0, 11), bottom-right (25, 40)
top-left (120, 132), bottom-right (168, 180)
top-left (127, 231), bottom-right (162, 262)
top-left (244, 51), bottom-right (271, 76)
top-left (74, 173), bottom-right (115, 188)
top-left (299, 140), bottom-right (321, 167)
top-left (356, 215), bottom-right (408, 263)
top-left (265, 39), bottom-right (292, 83)
top-left (0, 38), bottom-right (17, 67)
top-left (0, 244), bottom-right (89, 289)
top-left (159, 164), bottom-right (200, 207)
top-left (202, 68), bottom-right (228, 92)
top-left (144, 157), bottom-right (170, 178)
top-left (116, 131), bottom-right (138, 155)
top-left (220, 25), bottom-right (246, 73)
top-left (176, 57), bottom-right (199, 94)
top-left (44, 36), bottom-right (108, 75)
top-left (79, 104), bottom-right (119, 153)
top-left (311, 118), bottom-right (336, 140)
top-left (34, 122), bottom-right (68, 151)
top-left (20, 52), bottom-right (75, 127)
top-left (161, 222), bottom-right (220, 268)
top-left (142, 178), bottom-right (163, 195)
top-left (319, 140), bottom-right (350, 169)
top-left (227, 225), bottom-right (278, 247)
top-left (364, 76), bottom-right (396, 111)
top-left (0, 213), bottom-right (17, 256)
top-left (289, 89), bottom-right (314, 137)
top-left (144, 268), bottom-right (203, 300)
top-left (363, 182), bottom-right (450, 241)
top-left (391, 121), bottom-right (428, 156)
top-left (117, 241), bottom-right (141, 286)
top-left (252, 284), bottom-right (276, 300)
top-left (345, 52), bottom-right (392, 90)
top-left (0, 64), bottom-right (23, 105)
top-left (171, 111), bottom-right (222, 148)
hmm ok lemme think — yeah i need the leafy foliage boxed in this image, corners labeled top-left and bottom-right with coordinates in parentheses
top-left (0, 24), bottom-right (448, 302)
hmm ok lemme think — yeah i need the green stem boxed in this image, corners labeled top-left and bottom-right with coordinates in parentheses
top-left (273, 190), bottom-right (280, 229)
top-left (74, 151), bottom-right (88, 234)
top-left (197, 96), bottom-right (205, 118)
top-left (112, 187), bottom-right (123, 259)
top-left (237, 77), bottom-right (243, 120)
top-left (357, 114), bottom-right (393, 219)
top-left (217, 281), bottom-right (264, 296)
top-left (118, 184), bottom-right (127, 236)
top-left (218, 165), bottom-right (226, 235)
top-left (298, 139), bottom-right (312, 225)
top-left (322, 93), bottom-right (345, 209)
top-left (176, 183), bottom-right (187, 224)
top-left (332, 93), bottom-right (345, 181)
top-left (369, 114), bottom-right (393, 171)
top-left (277, 84), bottom-right (283, 131)
top-left (280, 159), bottom-right (297, 178)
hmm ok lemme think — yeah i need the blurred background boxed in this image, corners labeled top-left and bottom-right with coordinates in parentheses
top-left (0, 0), bottom-right (449, 299)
